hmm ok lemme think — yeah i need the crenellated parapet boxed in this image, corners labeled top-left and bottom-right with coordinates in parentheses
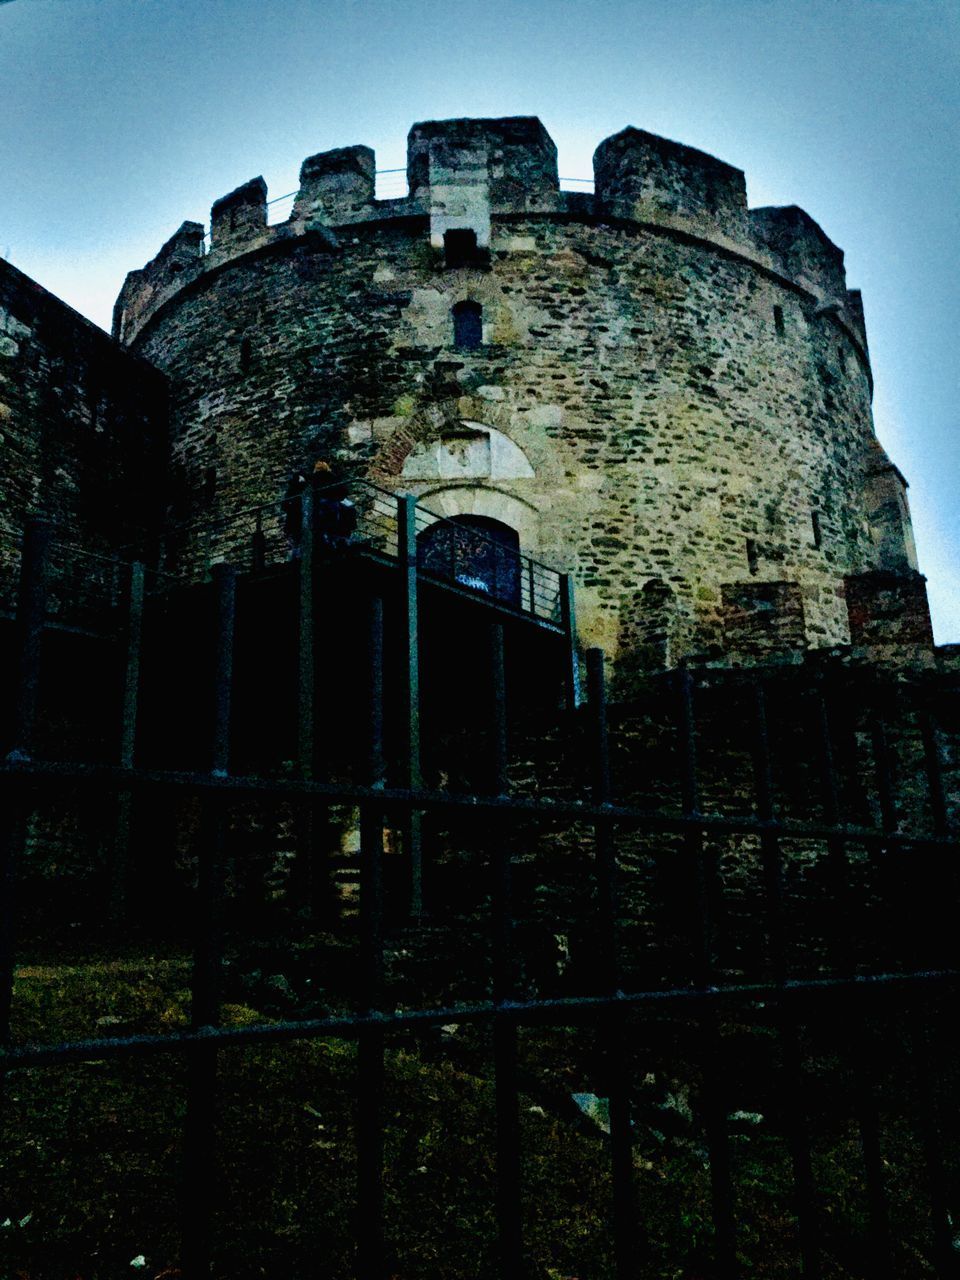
top-left (291, 145), bottom-right (376, 227)
top-left (113, 115), bottom-right (870, 357)
top-left (407, 116), bottom-right (560, 248)
top-left (594, 126), bottom-right (750, 240)
top-left (210, 176), bottom-right (268, 251)
top-left (113, 219), bottom-right (204, 343)
top-left (749, 205), bottom-right (847, 303)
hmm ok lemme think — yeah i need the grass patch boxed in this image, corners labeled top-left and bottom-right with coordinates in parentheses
top-left (0, 955), bottom-right (951, 1279)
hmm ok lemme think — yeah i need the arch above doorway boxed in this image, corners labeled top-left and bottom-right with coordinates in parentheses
top-left (400, 422), bottom-right (534, 483)
top-left (417, 514), bottom-right (522, 606)
top-left (415, 484), bottom-right (540, 553)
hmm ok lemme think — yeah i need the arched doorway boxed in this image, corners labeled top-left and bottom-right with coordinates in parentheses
top-left (417, 514), bottom-right (522, 607)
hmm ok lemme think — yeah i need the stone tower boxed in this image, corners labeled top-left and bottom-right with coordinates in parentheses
top-left (112, 116), bottom-right (929, 675)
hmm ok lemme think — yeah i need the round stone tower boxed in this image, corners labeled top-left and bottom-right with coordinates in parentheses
top-left (114, 116), bottom-right (928, 673)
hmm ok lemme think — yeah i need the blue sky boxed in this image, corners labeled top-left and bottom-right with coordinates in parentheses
top-left (2, 0), bottom-right (957, 640)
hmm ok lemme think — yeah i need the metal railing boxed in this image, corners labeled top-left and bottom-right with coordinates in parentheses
top-left (149, 480), bottom-right (566, 626)
top-left (0, 524), bottom-right (958, 1277)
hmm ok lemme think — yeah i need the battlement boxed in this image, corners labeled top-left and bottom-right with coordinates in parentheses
top-left (291, 145), bottom-right (375, 226)
top-left (594, 126), bottom-right (750, 238)
top-left (750, 205), bottom-right (847, 302)
top-left (408, 117), bottom-right (559, 209)
top-left (113, 116), bottom-right (866, 346)
top-left (211, 176), bottom-right (268, 251)
top-left (113, 220), bottom-right (204, 342)
top-left (407, 115), bottom-right (559, 249)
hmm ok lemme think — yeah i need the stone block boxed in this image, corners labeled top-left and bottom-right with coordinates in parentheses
top-left (211, 176), bottom-right (267, 251)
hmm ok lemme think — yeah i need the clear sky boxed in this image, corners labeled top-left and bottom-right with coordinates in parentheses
top-left (2, 0), bottom-right (957, 640)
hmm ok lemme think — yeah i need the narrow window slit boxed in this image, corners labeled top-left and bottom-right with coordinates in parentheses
top-left (773, 305), bottom-right (785, 337)
top-left (452, 300), bottom-right (482, 351)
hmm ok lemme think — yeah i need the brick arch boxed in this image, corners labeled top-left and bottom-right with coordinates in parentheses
top-left (370, 413), bottom-right (533, 483)
top-left (367, 404), bottom-right (463, 482)
top-left (401, 422), bottom-right (534, 483)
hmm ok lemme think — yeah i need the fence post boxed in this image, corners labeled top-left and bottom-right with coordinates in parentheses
top-left (357, 594), bottom-right (386, 1279)
top-left (397, 495), bottom-right (423, 918)
top-left (111, 561), bottom-right (145, 924)
top-left (182, 560), bottom-right (236, 1279)
top-left (1, 520), bottom-right (51, 1056)
top-left (294, 483), bottom-right (328, 917)
top-left (486, 620), bottom-right (523, 1276)
top-left (559, 573), bottom-right (579, 712)
top-left (298, 486), bottom-right (315, 779)
top-left (587, 648), bottom-right (640, 1276)
top-left (7, 519), bottom-right (52, 763)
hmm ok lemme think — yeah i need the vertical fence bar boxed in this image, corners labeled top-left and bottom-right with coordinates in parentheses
top-left (7, 519), bottom-right (52, 764)
top-left (295, 485), bottom-right (323, 915)
top-left (848, 681), bottom-right (895, 1276)
top-left (750, 679), bottom-right (785, 983)
top-left (750, 679), bottom-right (820, 1279)
top-left (119, 562), bottom-right (146, 771)
top-left (677, 666), bottom-right (737, 1277)
top-left (918, 704), bottom-right (948, 837)
top-left (908, 1013), bottom-right (956, 1279)
top-left (811, 674), bottom-right (853, 971)
top-left (587, 648), bottom-right (638, 1278)
top-left (298, 485), bottom-right (315, 778)
top-left (0, 797), bottom-right (22, 1048)
top-left (914, 693), bottom-right (958, 1270)
top-left (851, 1013), bottom-right (894, 1279)
top-left (869, 689), bottom-right (898, 839)
top-left (1, 521), bottom-right (50, 1051)
top-left (866, 681), bottom-right (899, 966)
top-left (111, 561), bottom-right (145, 923)
top-left (487, 622), bottom-right (522, 1278)
top-left (489, 622), bottom-right (508, 798)
top-left (559, 574), bottom-right (578, 712)
top-left (182, 562), bottom-right (236, 1279)
top-left (587, 650), bottom-right (614, 990)
top-left (917, 699), bottom-right (952, 970)
top-left (398, 495), bottom-right (424, 918)
top-left (357, 595), bottom-right (386, 1280)
top-left (813, 676), bottom-right (894, 1275)
top-left (677, 666), bottom-right (715, 989)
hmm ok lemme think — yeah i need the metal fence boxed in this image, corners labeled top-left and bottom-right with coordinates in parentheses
top-left (0, 524), bottom-right (958, 1279)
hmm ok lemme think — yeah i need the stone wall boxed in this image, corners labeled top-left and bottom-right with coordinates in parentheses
top-left (115, 117), bottom-right (923, 671)
top-left (0, 258), bottom-right (167, 612)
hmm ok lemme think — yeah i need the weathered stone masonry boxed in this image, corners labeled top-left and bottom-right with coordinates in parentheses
top-left (111, 116), bottom-right (928, 674)
top-left (0, 257), bottom-right (166, 609)
top-left (1, 116), bottom-right (929, 679)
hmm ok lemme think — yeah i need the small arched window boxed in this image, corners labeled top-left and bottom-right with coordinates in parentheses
top-left (452, 300), bottom-right (482, 351)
